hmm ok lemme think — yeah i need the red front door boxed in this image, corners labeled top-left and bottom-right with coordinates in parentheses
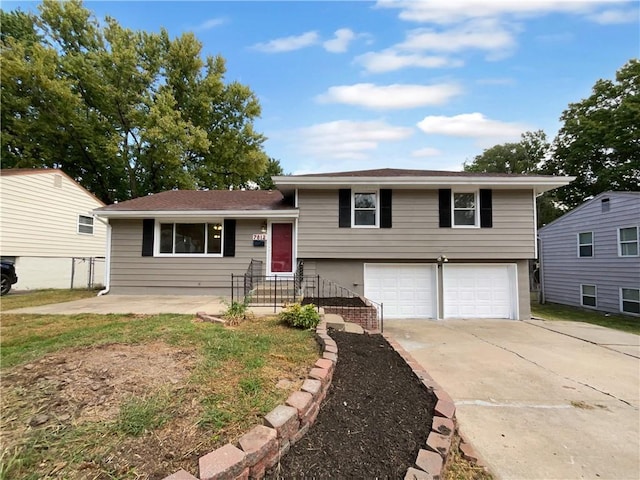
top-left (270, 223), bottom-right (293, 273)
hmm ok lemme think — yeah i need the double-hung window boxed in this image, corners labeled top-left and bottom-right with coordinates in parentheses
top-left (453, 192), bottom-right (477, 227)
top-left (78, 215), bottom-right (94, 235)
top-left (618, 227), bottom-right (639, 257)
top-left (352, 192), bottom-right (378, 227)
top-left (158, 222), bottom-right (223, 256)
top-left (621, 288), bottom-right (640, 315)
top-left (577, 232), bottom-right (593, 257)
top-left (580, 284), bottom-right (597, 307)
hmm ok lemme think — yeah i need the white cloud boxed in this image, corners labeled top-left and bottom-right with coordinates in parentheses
top-left (356, 49), bottom-right (461, 73)
top-left (417, 113), bottom-right (529, 142)
top-left (375, 0), bottom-right (613, 24)
top-left (252, 31), bottom-right (319, 53)
top-left (316, 83), bottom-right (462, 110)
top-left (587, 8), bottom-right (639, 24)
top-left (298, 120), bottom-right (414, 160)
top-left (323, 28), bottom-right (357, 53)
top-left (399, 19), bottom-right (517, 56)
top-left (411, 147), bottom-right (442, 157)
top-left (193, 17), bottom-right (226, 32)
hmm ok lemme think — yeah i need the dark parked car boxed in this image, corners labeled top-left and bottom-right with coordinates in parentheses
top-left (1, 260), bottom-right (18, 295)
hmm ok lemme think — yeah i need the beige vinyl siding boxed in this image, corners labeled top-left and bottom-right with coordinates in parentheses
top-left (297, 189), bottom-right (535, 259)
top-left (0, 172), bottom-right (106, 257)
top-left (109, 219), bottom-right (266, 292)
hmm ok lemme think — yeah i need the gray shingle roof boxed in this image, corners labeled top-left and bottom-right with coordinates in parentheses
top-left (293, 168), bottom-right (555, 178)
top-left (96, 190), bottom-right (289, 212)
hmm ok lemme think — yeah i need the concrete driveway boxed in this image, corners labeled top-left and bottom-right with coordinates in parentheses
top-left (384, 319), bottom-right (640, 480)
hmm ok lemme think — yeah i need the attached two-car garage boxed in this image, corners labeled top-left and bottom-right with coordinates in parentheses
top-left (364, 263), bottom-right (518, 319)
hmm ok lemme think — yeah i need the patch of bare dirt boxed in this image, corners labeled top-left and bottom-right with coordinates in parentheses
top-left (1, 342), bottom-right (203, 479)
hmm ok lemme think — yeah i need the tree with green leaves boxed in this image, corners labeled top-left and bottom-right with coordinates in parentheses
top-left (545, 59), bottom-right (640, 210)
top-left (463, 130), bottom-right (562, 226)
top-left (1, 0), bottom-right (274, 203)
top-left (463, 130), bottom-right (550, 174)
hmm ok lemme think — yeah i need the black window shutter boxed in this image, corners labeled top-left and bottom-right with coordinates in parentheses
top-left (141, 219), bottom-right (154, 256)
top-left (380, 189), bottom-right (392, 228)
top-left (480, 189), bottom-right (493, 228)
top-left (223, 219), bottom-right (236, 257)
top-left (339, 189), bottom-right (351, 228)
top-left (439, 189), bottom-right (452, 228)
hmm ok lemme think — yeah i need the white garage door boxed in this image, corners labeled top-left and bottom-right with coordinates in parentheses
top-left (364, 264), bottom-right (437, 318)
top-left (443, 264), bottom-right (516, 319)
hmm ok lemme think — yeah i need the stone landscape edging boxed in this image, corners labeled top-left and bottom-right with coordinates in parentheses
top-left (163, 316), bottom-right (487, 480)
top-left (162, 317), bottom-right (336, 480)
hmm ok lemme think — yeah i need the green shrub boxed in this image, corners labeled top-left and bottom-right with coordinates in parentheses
top-left (279, 303), bottom-right (320, 330)
top-left (222, 297), bottom-right (251, 325)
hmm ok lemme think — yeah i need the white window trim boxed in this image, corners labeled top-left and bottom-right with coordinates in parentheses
top-left (351, 190), bottom-right (379, 229)
top-left (154, 220), bottom-right (224, 257)
top-left (577, 231), bottom-right (594, 258)
top-left (451, 190), bottom-right (479, 228)
top-left (77, 214), bottom-right (94, 235)
top-left (620, 287), bottom-right (640, 316)
top-left (580, 284), bottom-right (597, 308)
top-left (617, 226), bottom-right (639, 257)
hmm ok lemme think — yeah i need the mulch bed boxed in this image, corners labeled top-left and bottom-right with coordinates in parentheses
top-left (301, 297), bottom-right (366, 308)
top-left (266, 330), bottom-right (436, 479)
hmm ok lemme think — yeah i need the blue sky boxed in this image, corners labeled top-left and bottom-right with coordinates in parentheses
top-left (6, 1), bottom-right (639, 174)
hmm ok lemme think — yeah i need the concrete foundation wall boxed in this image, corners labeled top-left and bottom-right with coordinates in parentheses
top-left (12, 256), bottom-right (105, 290)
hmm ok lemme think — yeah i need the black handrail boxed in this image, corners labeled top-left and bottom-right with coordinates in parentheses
top-left (231, 260), bottom-right (383, 330)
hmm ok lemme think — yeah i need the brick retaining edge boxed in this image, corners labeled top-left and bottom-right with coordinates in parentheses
top-left (164, 318), bottom-right (488, 479)
top-left (163, 316), bottom-right (337, 480)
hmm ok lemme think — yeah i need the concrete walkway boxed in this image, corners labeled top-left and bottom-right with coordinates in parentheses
top-left (384, 318), bottom-right (640, 480)
top-left (3, 294), bottom-right (303, 317)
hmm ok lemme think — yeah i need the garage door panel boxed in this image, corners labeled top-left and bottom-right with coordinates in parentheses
top-left (365, 264), bottom-right (436, 319)
top-left (444, 265), bottom-right (515, 319)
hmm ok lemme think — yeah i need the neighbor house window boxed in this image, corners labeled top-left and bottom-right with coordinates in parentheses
top-left (620, 288), bottom-right (640, 315)
top-left (352, 192), bottom-right (378, 227)
top-left (452, 192), bottom-right (477, 227)
top-left (621, 288), bottom-right (640, 315)
top-left (78, 215), bottom-right (94, 235)
top-left (618, 227), bottom-right (639, 257)
top-left (577, 232), bottom-right (593, 257)
top-left (581, 284), bottom-right (597, 307)
top-left (158, 222), bottom-right (223, 255)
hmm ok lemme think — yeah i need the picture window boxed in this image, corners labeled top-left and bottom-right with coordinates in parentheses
top-left (158, 222), bottom-right (223, 255)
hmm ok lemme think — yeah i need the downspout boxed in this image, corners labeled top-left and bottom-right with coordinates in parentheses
top-left (534, 190), bottom-right (544, 304)
top-left (95, 216), bottom-right (112, 296)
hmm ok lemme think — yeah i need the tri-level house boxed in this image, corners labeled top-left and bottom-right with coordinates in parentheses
top-left (0, 169), bottom-right (107, 290)
top-left (94, 168), bottom-right (573, 320)
top-left (539, 191), bottom-right (640, 316)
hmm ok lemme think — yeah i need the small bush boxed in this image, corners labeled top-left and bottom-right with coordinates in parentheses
top-left (279, 303), bottom-right (320, 330)
top-left (222, 297), bottom-right (252, 325)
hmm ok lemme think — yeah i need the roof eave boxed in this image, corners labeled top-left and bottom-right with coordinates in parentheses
top-left (274, 175), bottom-right (576, 193)
top-left (93, 209), bottom-right (299, 219)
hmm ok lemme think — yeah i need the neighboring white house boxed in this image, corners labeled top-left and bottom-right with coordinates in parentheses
top-left (0, 169), bottom-right (107, 290)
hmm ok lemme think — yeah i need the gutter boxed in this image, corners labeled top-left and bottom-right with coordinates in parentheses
top-left (94, 216), bottom-right (112, 296)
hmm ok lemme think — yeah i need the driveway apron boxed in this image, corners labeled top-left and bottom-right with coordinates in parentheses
top-left (384, 319), bottom-right (640, 480)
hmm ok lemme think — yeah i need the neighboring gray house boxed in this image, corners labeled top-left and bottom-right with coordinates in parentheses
top-left (94, 168), bottom-right (573, 320)
top-left (539, 192), bottom-right (640, 316)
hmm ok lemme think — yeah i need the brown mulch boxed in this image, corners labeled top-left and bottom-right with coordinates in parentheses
top-left (266, 330), bottom-right (436, 479)
top-left (301, 297), bottom-right (367, 308)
